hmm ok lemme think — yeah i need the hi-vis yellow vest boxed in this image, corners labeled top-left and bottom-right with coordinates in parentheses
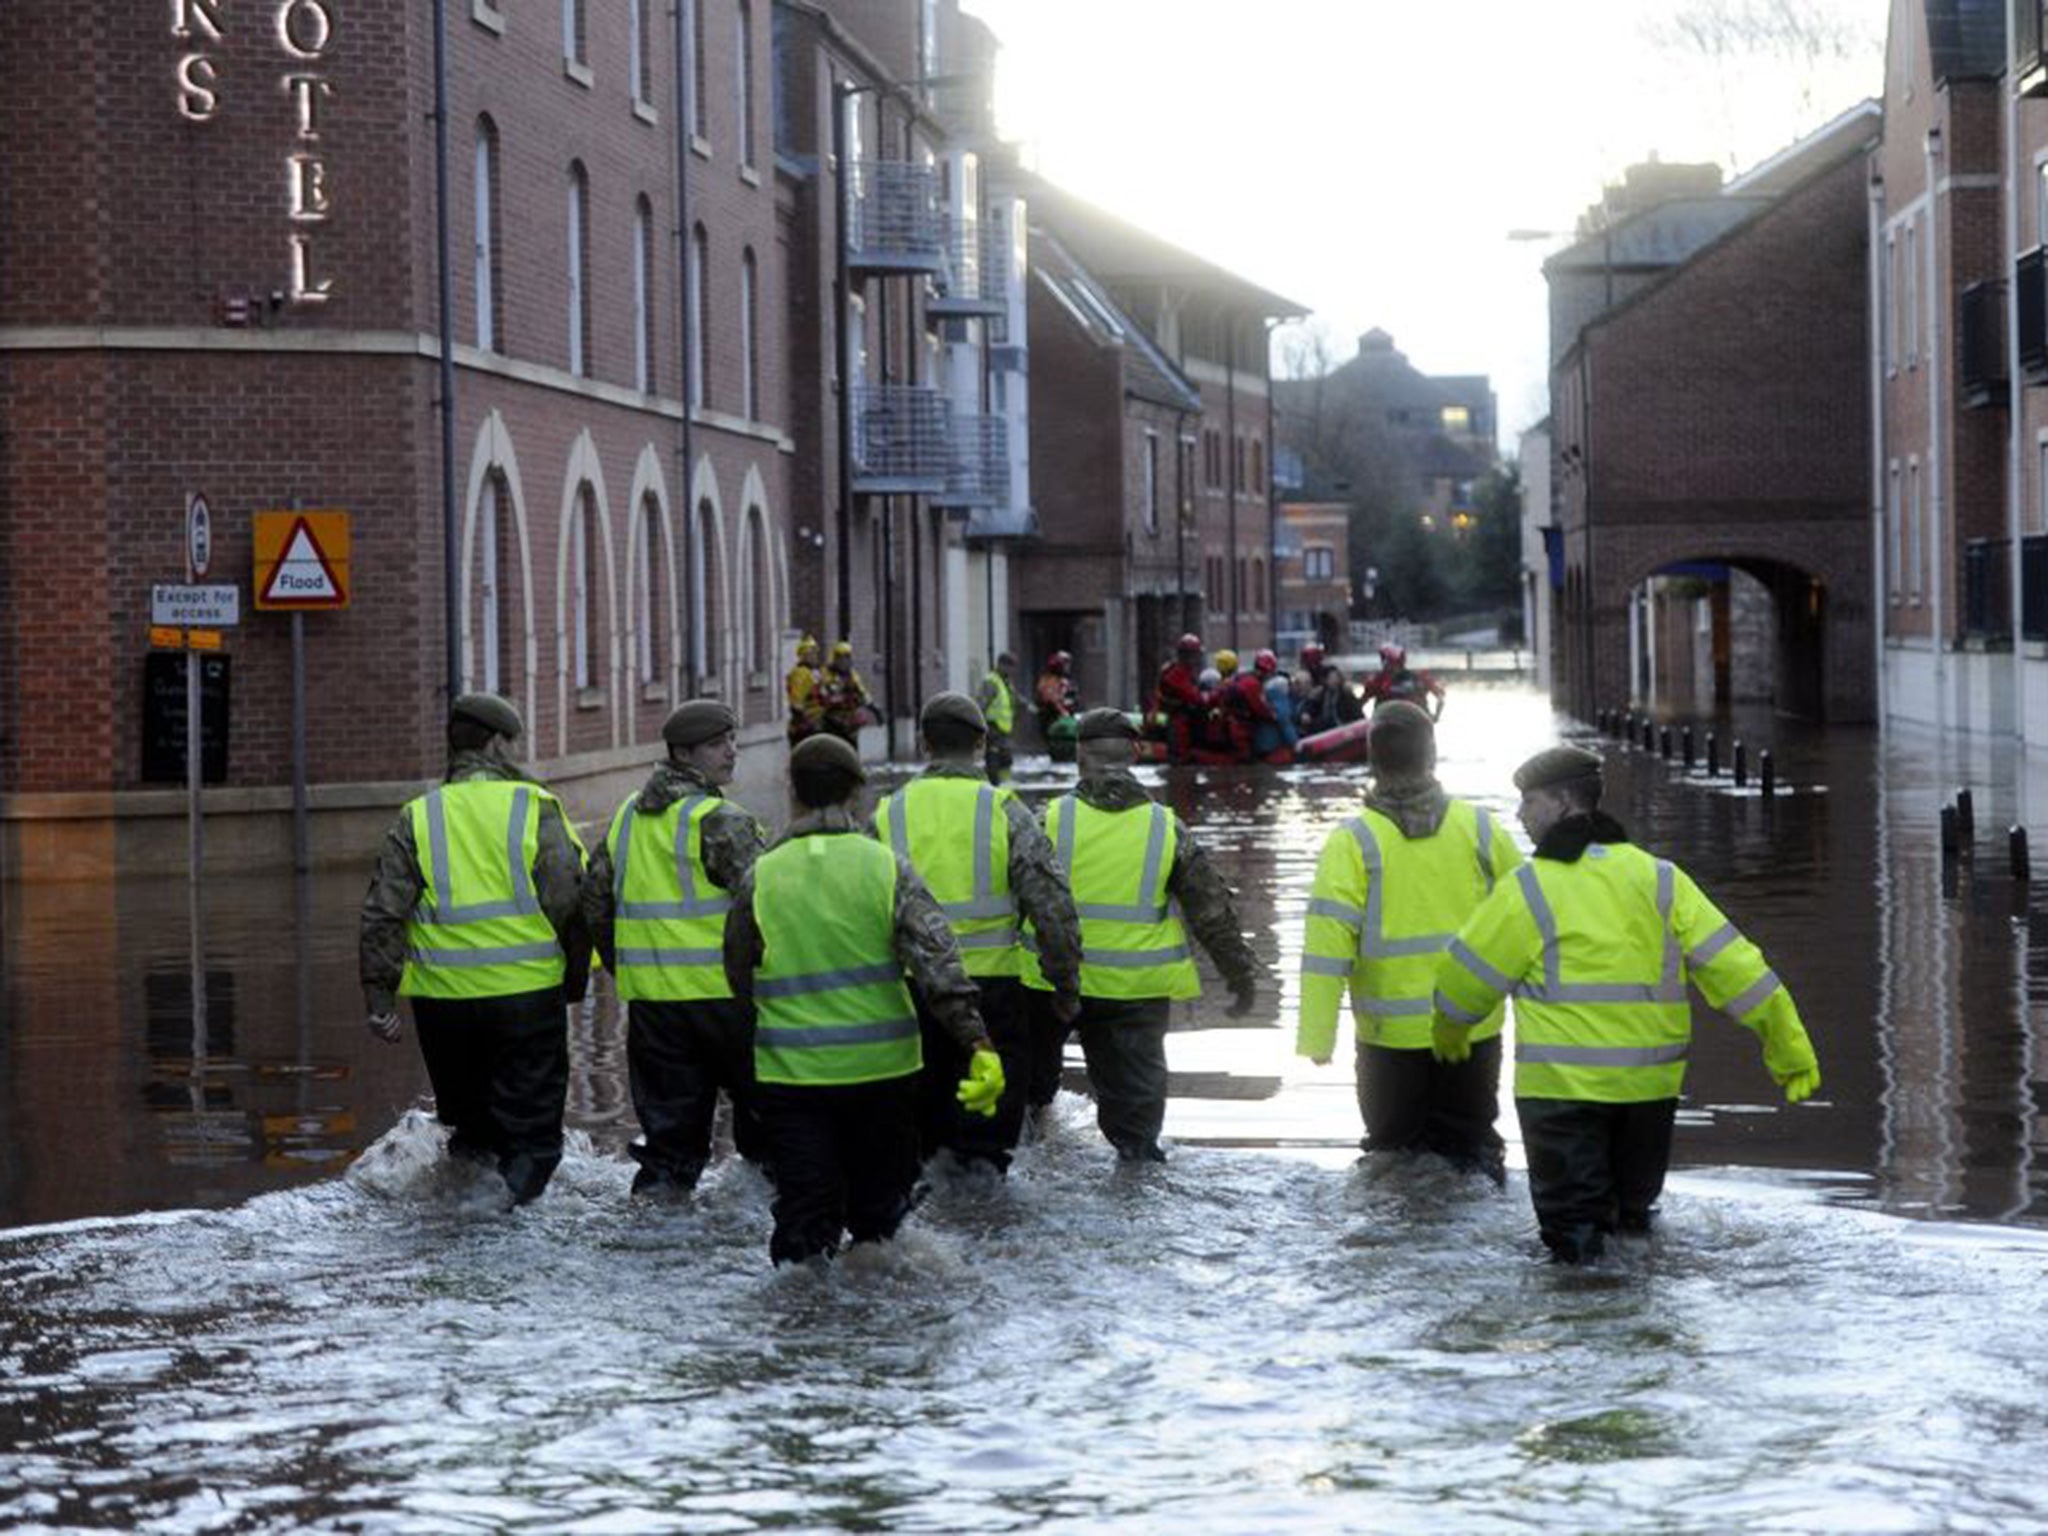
top-left (874, 777), bottom-right (1019, 978)
top-left (1046, 794), bottom-right (1198, 1001)
top-left (1435, 841), bottom-right (1806, 1103)
top-left (605, 793), bottom-right (738, 1001)
top-left (752, 834), bottom-right (921, 1085)
top-left (401, 781), bottom-right (567, 1000)
top-left (1298, 801), bottom-right (1513, 1054)
top-left (983, 671), bottom-right (1016, 734)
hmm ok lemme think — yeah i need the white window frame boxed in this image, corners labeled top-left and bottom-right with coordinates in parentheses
top-left (688, 225), bottom-right (708, 407)
top-left (629, 0), bottom-right (649, 105)
top-left (741, 247), bottom-right (759, 419)
top-left (633, 200), bottom-right (653, 393)
top-left (474, 128), bottom-right (496, 352)
top-left (737, 0), bottom-right (756, 169)
top-left (567, 165), bottom-right (588, 378)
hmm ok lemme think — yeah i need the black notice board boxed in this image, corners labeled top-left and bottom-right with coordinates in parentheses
top-left (142, 652), bottom-right (230, 784)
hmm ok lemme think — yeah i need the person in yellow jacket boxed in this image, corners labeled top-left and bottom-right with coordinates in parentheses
top-left (874, 692), bottom-right (1082, 1173)
top-left (1034, 708), bottom-right (1261, 1162)
top-left (583, 700), bottom-right (768, 1197)
top-left (358, 694), bottom-right (590, 1204)
top-left (722, 733), bottom-right (1002, 1264)
top-left (1431, 744), bottom-right (1822, 1263)
top-left (977, 651), bottom-right (1019, 784)
top-left (785, 636), bottom-right (823, 744)
top-left (1296, 702), bottom-right (1521, 1181)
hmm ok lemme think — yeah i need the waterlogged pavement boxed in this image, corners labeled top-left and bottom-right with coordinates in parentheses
top-left (8, 684), bottom-right (2048, 1528)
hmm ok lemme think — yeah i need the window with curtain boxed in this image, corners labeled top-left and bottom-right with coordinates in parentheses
top-left (741, 247), bottom-right (759, 419)
top-left (638, 495), bottom-right (665, 688)
top-left (691, 499), bottom-right (720, 678)
top-left (688, 224), bottom-right (708, 407)
top-left (474, 119), bottom-right (501, 351)
top-left (573, 487), bottom-right (598, 691)
top-left (737, 0), bottom-right (756, 166)
top-left (633, 197), bottom-right (653, 393)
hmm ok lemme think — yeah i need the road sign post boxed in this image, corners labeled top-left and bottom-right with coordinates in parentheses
top-left (255, 509), bottom-right (350, 873)
top-left (183, 494), bottom-right (217, 1040)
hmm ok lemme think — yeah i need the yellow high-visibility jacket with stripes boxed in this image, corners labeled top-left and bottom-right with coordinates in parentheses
top-left (1297, 800), bottom-right (1520, 1058)
top-left (1432, 839), bottom-right (1818, 1103)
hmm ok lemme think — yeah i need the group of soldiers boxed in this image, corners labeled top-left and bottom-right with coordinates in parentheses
top-left (360, 682), bottom-right (1821, 1267)
top-left (360, 689), bottom-right (1256, 1264)
top-left (782, 636), bottom-right (876, 747)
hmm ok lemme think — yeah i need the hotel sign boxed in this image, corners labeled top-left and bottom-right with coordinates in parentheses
top-left (172, 0), bottom-right (338, 306)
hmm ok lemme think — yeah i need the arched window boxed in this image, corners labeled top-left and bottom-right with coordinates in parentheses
top-left (572, 485), bottom-right (599, 691)
top-left (690, 0), bottom-right (708, 139)
top-left (474, 118), bottom-right (501, 351)
top-left (633, 196), bottom-right (654, 393)
top-left (628, 0), bottom-right (649, 104)
top-left (637, 494), bottom-right (666, 689)
top-left (567, 162), bottom-right (590, 378)
top-left (688, 224), bottom-right (709, 408)
top-left (744, 506), bottom-right (772, 674)
top-left (1251, 438), bottom-right (1265, 493)
top-left (561, 0), bottom-right (585, 66)
top-left (475, 474), bottom-right (505, 693)
top-left (741, 247), bottom-right (759, 420)
top-left (691, 497), bottom-right (720, 679)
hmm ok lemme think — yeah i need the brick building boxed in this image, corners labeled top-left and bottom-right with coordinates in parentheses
top-left (0, 0), bottom-right (1042, 877)
top-left (1275, 502), bottom-right (1351, 656)
top-left (1546, 104), bottom-right (1880, 723)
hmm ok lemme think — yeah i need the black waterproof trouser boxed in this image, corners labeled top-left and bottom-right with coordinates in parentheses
top-left (756, 1076), bottom-right (922, 1265)
top-left (915, 978), bottom-right (1029, 1171)
top-left (1356, 1036), bottom-right (1505, 1181)
top-left (626, 997), bottom-right (769, 1192)
top-left (1024, 987), bottom-right (1072, 1110)
top-left (1076, 998), bottom-right (1171, 1161)
top-left (413, 988), bottom-right (568, 1204)
top-left (1516, 1095), bottom-right (1679, 1263)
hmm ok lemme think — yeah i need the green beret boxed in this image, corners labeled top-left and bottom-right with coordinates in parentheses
top-left (1513, 744), bottom-right (1604, 793)
top-left (663, 699), bottom-right (736, 748)
top-left (789, 732), bottom-right (866, 784)
top-left (920, 691), bottom-right (986, 735)
top-left (449, 692), bottom-right (524, 739)
top-left (1367, 701), bottom-right (1435, 775)
top-left (1076, 707), bottom-right (1140, 742)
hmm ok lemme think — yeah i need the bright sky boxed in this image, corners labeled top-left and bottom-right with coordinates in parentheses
top-left (963, 0), bottom-right (1888, 450)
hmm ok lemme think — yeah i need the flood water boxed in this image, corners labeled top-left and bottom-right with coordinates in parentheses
top-left (6, 684), bottom-right (2048, 1531)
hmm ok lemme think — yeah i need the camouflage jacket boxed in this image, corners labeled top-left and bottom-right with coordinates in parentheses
top-left (721, 803), bottom-right (990, 1054)
top-left (907, 761), bottom-right (1082, 1002)
top-left (582, 760), bottom-right (767, 972)
top-left (358, 750), bottom-right (591, 1013)
top-left (1068, 767), bottom-right (1260, 993)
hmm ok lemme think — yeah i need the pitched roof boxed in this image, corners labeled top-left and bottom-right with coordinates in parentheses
top-left (1030, 230), bottom-right (1204, 413)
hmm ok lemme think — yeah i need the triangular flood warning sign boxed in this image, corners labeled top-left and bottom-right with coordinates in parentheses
top-left (262, 518), bottom-right (344, 604)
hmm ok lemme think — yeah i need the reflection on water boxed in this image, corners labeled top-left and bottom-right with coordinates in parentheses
top-left (9, 685), bottom-right (2048, 1526)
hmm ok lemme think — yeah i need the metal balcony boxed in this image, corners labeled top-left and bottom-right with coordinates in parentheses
top-left (931, 413), bottom-right (1011, 510)
top-left (1959, 281), bottom-right (2008, 409)
top-left (1963, 537), bottom-right (2012, 644)
top-left (847, 161), bottom-right (945, 275)
top-left (850, 385), bottom-right (948, 494)
top-left (2019, 1), bottom-right (2048, 96)
top-left (2020, 249), bottom-right (2048, 383)
top-left (929, 221), bottom-right (1009, 318)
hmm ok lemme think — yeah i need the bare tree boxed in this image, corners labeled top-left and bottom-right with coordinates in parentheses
top-left (1646, 0), bottom-right (1882, 163)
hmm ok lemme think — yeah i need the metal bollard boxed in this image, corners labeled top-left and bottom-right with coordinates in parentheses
top-left (2013, 826), bottom-right (2032, 882)
top-left (1957, 788), bottom-right (1975, 843)
top-left (1733, 741), bottom-right (1747, 788)
top-left (1941, 804), bottom-right (1959, 860)
top-left (1643, 718), bottom-right (1655, 752)
top-left (1760, 750), bottom-right (1775, 798)
top-left (1660, 726), bottom-right (1672, 761)
top-left (1706, 732), bottom-right (1719, 777)
top-left (1682, 726), bottom-right (1695, 769)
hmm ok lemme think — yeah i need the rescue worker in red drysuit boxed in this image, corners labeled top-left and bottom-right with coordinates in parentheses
top-left (1213, 648), bottom-right (1276, 761)
top-left (1154, 634), bottom-right (1208, 763)
top-left (1361, 643), bottom-right (1445, 719)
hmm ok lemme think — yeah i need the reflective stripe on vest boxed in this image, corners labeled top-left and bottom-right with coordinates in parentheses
top-left (1312, 802), bottom-right (1503, 1048)
top-left (401, 782), bottom-right (565, 999)
top-left (608, 793), bottom-right (736, 1001)
top-left (751, 834), bottom-right (920, 1086)
top-left (1506, 847), bottom-right (1692, 1103)
top-left (877, 778), bottom-right (1019, 977)
top-left (1050, 795), bottom-right (1198, 1000)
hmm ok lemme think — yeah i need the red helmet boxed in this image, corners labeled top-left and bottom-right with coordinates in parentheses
top-left (1048, 650), bottom-right (1072, 672)
top-left (1177, 633), bottom-right (1203, 653)
top-left (1253, 648), bottom-right (1279, 675)
top-left (1300, 642), bottom-right (1326, 669)
top-left (1379, 642), bottom-right (1407, 666)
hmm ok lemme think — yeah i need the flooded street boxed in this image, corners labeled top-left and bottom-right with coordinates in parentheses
top-left (7, 684), bottom-right (2048, 1530)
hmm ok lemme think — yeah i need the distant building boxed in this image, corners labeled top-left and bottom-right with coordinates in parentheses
top-left (1275, 503), bottom-right (1352, 657)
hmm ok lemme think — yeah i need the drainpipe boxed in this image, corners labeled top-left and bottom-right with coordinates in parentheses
top-left (1264, 317), bottom-right (1280, 647)
top-left (1927, 125), bottom-right (1948, 734)
top-left (1225, 313), bottom-right (1240, 651)
top-left (2008, 65), bottom-right (2028, 755)
top-left (833, 80), bottom-right (854, 641)
top-left (675, 0), bottom-right (698, 690)
top-left (1174, 408), bottom-right (1191, 637)
top-left (431, 0), bottom-right (460, 705)
top-left (1869, 165), bottom-right (1889, 727)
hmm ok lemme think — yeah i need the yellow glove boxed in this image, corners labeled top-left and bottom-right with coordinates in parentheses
top-left (956, 1048), bottom-right (1006, 1117)
top-left (1778, 1067), bottom-right (1821, 1104)
top-left (1431, 1017), bottom-right (1471, 1064)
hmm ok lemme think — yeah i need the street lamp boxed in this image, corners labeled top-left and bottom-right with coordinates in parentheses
top-left (1508, 225), bottom-right (1613, 310)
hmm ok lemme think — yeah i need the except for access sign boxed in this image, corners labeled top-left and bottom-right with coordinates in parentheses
top-left (152, 584), bottom-right (241, 627)
top-left (254, 510), bottom-right (351, 610)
